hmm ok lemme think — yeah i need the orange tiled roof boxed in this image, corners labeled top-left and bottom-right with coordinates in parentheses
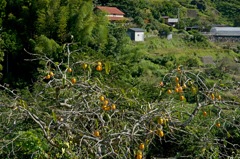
top-left (96, 6), bottom-right (125, 15)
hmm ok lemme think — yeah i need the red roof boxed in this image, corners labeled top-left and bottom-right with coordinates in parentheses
top-left (96, 6), bottom-right (125, 15)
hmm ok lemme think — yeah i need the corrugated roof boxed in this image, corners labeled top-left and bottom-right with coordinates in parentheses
top-left (210, 27), bottom-right (240, 36)
top-left (96, 6), bottom-right (125, 15)
top-left (168, 18), bottom-right (178, 23)
top-left (128, 28), bottom-right (145, 32)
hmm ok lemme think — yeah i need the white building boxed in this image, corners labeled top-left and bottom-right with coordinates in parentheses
top-left (127, 28), bottom-right (145, 42)
top-left (210, 27), bottom-right (240, 37)
top-left (162, 16), bottom-right (179, 27)
top-left (209, 27), bottom-right (240, 42)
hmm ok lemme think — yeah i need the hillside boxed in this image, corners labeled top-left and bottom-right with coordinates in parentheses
top-left (0, 0), bottom-right (240, 158)
top-left (1, 0), bottom-right (240, 86)
top-left (96, 0), bottom-right (240, 29)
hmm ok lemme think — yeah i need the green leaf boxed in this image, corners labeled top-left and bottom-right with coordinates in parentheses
top-left (227, 131), bottom-right (231, 138)
top-left (52, 110), bottom-right (57, 122)
top-left (104, 61), bottom-right (111, 75)
top-left (20, 99), bottom-right (28, 109)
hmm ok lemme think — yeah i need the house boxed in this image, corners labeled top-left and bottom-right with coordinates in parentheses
top-left (210, 27), bottom-right (240, 42)
top-left (127, 28), bottom-right (145, 42)
top-left (162, 16), bottom-right (178, 27)
top-left (95, 6), bottom-right (126, 21)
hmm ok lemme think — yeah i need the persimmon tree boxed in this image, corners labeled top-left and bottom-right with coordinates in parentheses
top-left (0, 43), bottom-right (240, 158)
top-left (155, 66), bottom-right (240, 158)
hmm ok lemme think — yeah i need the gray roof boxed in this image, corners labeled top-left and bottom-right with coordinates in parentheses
top-left (210, 27), bottom-right (240, 36)
top-left (128, 28), bottom-right (145, 32)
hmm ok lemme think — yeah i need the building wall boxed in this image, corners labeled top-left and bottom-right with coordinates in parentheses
top-left (210, 27), bottom-right (240, 36)
top-left (209, 36), bottom-right (240, 42)
top-left (168, 18), bottom-right (178, 23)
top-left (107, 14), bottom-right (124, 17)
top-left (127, 31), bottom-right (134, 40)
top-left (134, 32), bottom-right (144, 41)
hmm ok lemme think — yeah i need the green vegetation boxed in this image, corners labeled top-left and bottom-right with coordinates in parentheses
top-left (0, 0), bottom-right (240, 158)
top-left (97, 0), bottom-right (240, 29)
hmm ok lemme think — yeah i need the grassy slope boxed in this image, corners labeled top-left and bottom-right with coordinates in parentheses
top-left (136, 35), bottom-right (240, 60)
top-left (129, 34), bottom-right (240, 101)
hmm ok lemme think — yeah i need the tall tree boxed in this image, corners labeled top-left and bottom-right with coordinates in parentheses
top-left (0, 0), bottom-right (109, 87)
top-left (1, 0), bottom-right (39, 87)
top-left (0, 0), bottom-right (6, 78)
